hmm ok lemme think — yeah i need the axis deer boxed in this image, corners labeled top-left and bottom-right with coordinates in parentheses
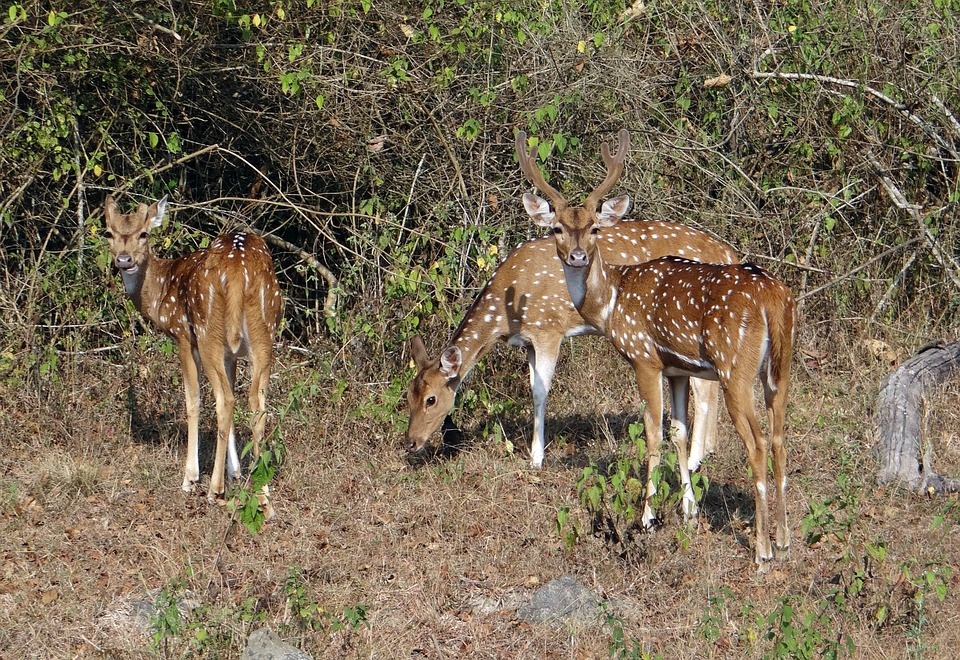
top-left (406, 209), bottom-right (738, 470)
top-left (517, 130), bottom-right (796, 566)
top-left (103, 195), bottom-right (284, 518)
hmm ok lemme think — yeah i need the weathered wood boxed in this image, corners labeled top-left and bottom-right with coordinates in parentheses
top-left (876, 340), bottom-right (960, 494)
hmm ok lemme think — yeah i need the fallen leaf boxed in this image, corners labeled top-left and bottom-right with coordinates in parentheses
top-left (621, 0), bottom-right (646, 20)
top-left (704, 73), bottom-right (732, 88)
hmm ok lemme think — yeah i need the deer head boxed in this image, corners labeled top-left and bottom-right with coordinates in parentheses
top-left (516, 130), bottom-right (632, 270)
top-left (404, 336), bottom-right (464, 454)
top-left (103, 195), bottom-right (168, 277)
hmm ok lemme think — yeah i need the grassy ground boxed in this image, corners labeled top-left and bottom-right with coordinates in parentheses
top-left (1, 324), bottom-right (959, 658)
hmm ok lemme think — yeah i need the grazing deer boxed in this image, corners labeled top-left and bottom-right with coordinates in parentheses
top-left (516, 130), bottom-right (796, 566)
top-left (406, 206), bottom-right (738, 470)
top-left (103, 195), bottom-right (284, 518)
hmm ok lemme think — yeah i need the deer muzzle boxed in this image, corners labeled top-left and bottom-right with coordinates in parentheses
top-left (403, 431), bottom-right (425, 453)
top-left (114, 253), bottom-right (138, 272)
top-left (567, 247), bottom-right (590, 268)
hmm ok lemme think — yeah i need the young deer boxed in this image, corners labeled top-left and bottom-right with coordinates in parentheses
top-left (517, 130), bottom-right (796, 566)
top-left (406, 221), bottom-right (738, 469)
top-left (104, 195), bottom-right (284, 517)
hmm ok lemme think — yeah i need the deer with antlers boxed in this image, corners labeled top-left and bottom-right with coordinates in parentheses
top-left (405, 196), bottom-right (738, 470)
top-left (516, 130), bottom-right (796, 566)
top-left (103, 195), bottom-right (284, 518)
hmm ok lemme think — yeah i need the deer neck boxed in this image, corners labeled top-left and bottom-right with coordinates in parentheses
top-left (123, 254), bottom-right (175, 328)
top-left (561, 251), bottom-right (621, 334)
top-left (446, 300), bottom-right (501, 381)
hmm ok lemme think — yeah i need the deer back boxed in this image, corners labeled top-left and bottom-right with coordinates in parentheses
top-left (613, 258), bottom-right (794, 380)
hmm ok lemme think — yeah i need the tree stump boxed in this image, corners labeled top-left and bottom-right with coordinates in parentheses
top-left (876, 340), bottom-right (960, 495)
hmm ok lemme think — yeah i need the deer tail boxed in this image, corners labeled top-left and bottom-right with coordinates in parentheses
top-left (766, 290), bottom-right (796, 392)
top-left (225, 275), bottom-right (246, 354)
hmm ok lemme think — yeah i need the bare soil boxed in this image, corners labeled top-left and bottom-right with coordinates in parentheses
top-left (2, 328), bottom-right (960, 659)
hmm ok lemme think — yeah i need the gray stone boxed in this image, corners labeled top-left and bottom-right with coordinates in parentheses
top-left (517, 576), bottom-right (604, 626)
top-left (240, 628), bottom-right (313, 660)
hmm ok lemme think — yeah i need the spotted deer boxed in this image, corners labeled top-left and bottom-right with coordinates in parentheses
top-left (406, 200), bottom-right (738, 470)
top-left (103, 195), bottom-right (284, 517)
top-left (517, 130), bottom-right (796, 566)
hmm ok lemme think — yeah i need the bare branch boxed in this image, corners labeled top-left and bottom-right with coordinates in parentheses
top-left (865, 151), bottom-right (960, 292)
top-left (751, 65), bottom-right (960, 161)
top-left (257, 232), bottom-right (339, 318)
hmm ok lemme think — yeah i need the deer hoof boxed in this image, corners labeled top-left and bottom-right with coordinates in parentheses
top-left (641, 516), bottom-right (662, 531)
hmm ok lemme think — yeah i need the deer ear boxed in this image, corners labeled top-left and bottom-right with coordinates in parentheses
top-left (410, 335), bottom-right (430, 371)
top-left (104, 195), bottom-right (119, 219)
top-left (438, 346), bottom-right (463, 380)
top-left (522, 193), bottom-right (556, 227)
top-left (597, 195), bottom-right (631, 227)
top-left (147, 195), bottom-right (169, 231)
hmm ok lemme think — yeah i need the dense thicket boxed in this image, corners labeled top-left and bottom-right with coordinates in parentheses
top-left (2, 0), bottom-right (959, 375)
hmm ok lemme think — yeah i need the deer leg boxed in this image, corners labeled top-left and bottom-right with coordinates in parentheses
top-left (635, 364), bottom-right (665, 529)
top-left (766, 383), bottom-right (790, 554)
top-left (688, 378), bottom-right (720, 471)
top-left (225, 352), bottom-right (241, 481)
top-left (669, 376), bottom-right (698, 521)
top-left (201, 346), bottom-right (236, 503)
top-left (527, 338), bottom-right (561, 469)
top-left (724, 380), bottom-right (772, 566)
top-left (179, 345), bottom-right (202, 493)
top-left (247, 329), bottom-right (275, 520)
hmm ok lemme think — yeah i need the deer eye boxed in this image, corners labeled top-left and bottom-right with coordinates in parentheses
top-left (425, 396), bottom-right (437, 407)
top-left (591, 226), bottom-right (599, 235)
top-left (103, 230), bottom-right (113, 239)
top-left (139, 232), bottom-right (149, 240)
top-left (552, 226), bottom-right (563, 235)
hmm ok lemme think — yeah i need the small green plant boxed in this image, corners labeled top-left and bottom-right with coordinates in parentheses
top-left (800, 452), bottom-right (859, 547)
top-left (554, 505), bottom-right (581, 550)
top-left (604, 606), bottom-right (657, 659)
top-left (697, 586), bottom-right (735, 645)
top-left (576, 458), bottom-right (643, 544)
top-left (763, 596), bottom-right (854, 659)
top-left (432, 459), bottom-right (464, 484)
top-left (283, 567), bottom-right (370, 635)
top-left (0, 480), bottom-right (18, 512)
top-left (902, 560), bottom-right (952, 657)
top-left (149, 581), bottom-right (187, 655)
top-left (574, 421), bottom-right (705, 547)
top-left (230, 399), bottom-right (289, 534)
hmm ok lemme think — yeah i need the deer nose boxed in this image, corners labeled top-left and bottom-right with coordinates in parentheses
top-left (568, 248), bottom-right (589, 268)
top-left (115, 254), bottom-right (134, 269)
top-left (403, 434), bottom-right (420, 453)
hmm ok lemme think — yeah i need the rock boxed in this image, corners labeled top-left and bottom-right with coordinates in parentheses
top-left (517, 576), bottom-right (604, 626)
top-left (240, 628), bottom-right (313, 660)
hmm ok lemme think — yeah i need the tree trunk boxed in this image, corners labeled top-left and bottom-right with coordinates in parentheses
top-left (875, 340), bottom-right (960, 495)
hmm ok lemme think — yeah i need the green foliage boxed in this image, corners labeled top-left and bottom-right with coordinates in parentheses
top-left (432, 459), bottom-right (465, 484)
top-left (230, 393), bottom-right (290, 534)
top-left (283, 567), bottom-right (369, 635)
top-left (570, 420), bottom-right (709, 549)
top-left (149, 581), bottom-right (188, 654)
top-left (801, 452), bottom-right (859, 547)
top-left (763, 596), bottom-right (855, 659)
top-left (0, 480), bottom-right (18, 513)
top-left (604, 607), bottom-right (659, 659)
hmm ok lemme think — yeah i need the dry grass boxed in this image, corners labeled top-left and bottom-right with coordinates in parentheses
top-left (2, 328), bottom-right (960, 659)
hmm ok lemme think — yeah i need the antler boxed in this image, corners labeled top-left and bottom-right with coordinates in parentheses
top-left (584, 128), bottom-right (630, 209)
top-left (515, 131), bottom-right (568, 211)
